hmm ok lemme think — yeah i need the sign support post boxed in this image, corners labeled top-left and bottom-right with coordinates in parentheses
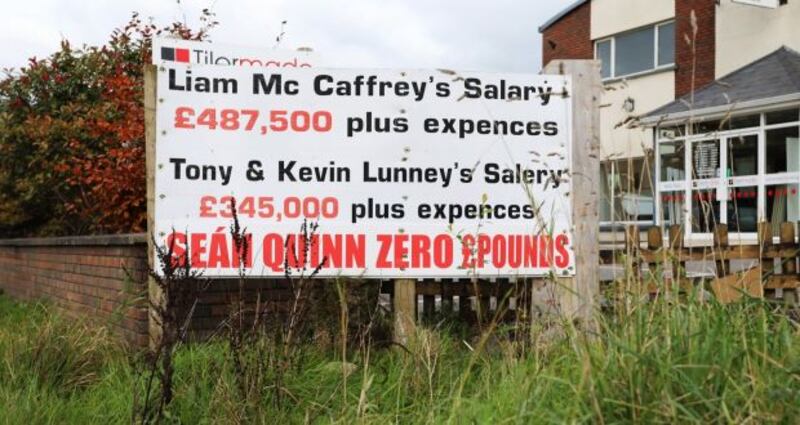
top-left (144, 65), bottom-right (162, 350)
top-left (393, 279), bottom-right (416, 345)
top-left (543, 60), bottom-right (601, 328)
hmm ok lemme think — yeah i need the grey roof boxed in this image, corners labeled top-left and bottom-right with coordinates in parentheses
top-left (645, 46), bottom-right (800, 121)
top-left (539, 0), bottom-right (589, 33)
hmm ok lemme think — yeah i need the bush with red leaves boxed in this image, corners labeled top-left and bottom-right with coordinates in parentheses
top-left (0, 12), bottom-right (217, 237)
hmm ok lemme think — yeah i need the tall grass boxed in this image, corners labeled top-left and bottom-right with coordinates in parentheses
top-left (1, 291), bottom-right (798, 424)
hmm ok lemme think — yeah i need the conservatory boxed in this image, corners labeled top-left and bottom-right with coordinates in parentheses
top-left (642, 47), bottom-right (800, 244)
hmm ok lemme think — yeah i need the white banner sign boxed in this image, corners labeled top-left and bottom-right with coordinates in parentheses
top-left (732, 0), bottom-right (779, 9)
top-left (153, 38), bottom-right (318, 68)
top-left (154, 65), bottom-right (574, 278)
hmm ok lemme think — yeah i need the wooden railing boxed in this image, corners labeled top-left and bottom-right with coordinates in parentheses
top-left (624, 222), bottom-right (800, 303)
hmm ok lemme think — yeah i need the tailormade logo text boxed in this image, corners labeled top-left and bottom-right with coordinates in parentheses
top-left (160, 47), bottom-right (311, 68)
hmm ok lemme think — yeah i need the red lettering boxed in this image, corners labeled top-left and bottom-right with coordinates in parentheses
top-left (507, 235), bottom-right (522, 268)
top-left (207, 230), bottom-right (230, 268)
top-left (284, 234), bottom-right (306, 269)
top-left (165, 232), bottom-right (187, 268)
top-left (345, 234), bottom-right (366, 268)
top-left (492, 235), bottom-right (506, 268)
top-left (309, 234), bottom-right (322, 268)
top-left (460, 235), bottom-right (475, 269)
top-left (555, 234), bottom-right (570, 268)
top-left (476, 234), bottom-right (491, 268)
top-left (189, 233), bottom-right (207, 268)
top-left (433, 235), bottom-right (453, 269)
top-left (262, 233), bottom-right (284, 272)
top-left (394, 234), bottom-right (409, 269)
top-left (524, 235), bottom-right (538, 267)
top-left (410, 235), bottom-right (431, 268)
top-left (538, 235), bottom-right (552, 268)
top-left (376, 235), bottom-right (392, 268)
top-left (232, 234), bottom-right (253, 268)
top-left (322, 234), bottom-right (342, 267)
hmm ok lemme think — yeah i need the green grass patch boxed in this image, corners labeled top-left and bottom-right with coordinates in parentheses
top-left (0, 294), bottom-right (799, 423)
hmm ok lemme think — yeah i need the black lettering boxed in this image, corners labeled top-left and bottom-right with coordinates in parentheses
top-left (170, 157), bottom-right (186, 179)
top-left (544, 121), bottom-right (559, 136)
top-left (463, 78), bottom-right (481, 99)
top-left (484, 163), bottom-right (499, 183)
top-left (315, 74), bottom-right (334, 96)
top-left (442, 118), bottom-right (457, 134)
top-left (424, 118), bottom-right (439, 133)
top-left (278, 161), bottom-right (296, 181)
top-left (435, 82), bottom-right (451, 97)
top-left (527, 121), bottom-right (542, 135)
top-left (253, 74), bottom-right (297, 95)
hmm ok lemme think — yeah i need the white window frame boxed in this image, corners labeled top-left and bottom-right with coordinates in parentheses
top-left (595, 20), bottom-right (676, 81)
top-left (655, 107), bottom-right (800, 245)
top-left (595, 38), bottom-right (614, 79)
top-left (654, 21), bottom-right (676, 68)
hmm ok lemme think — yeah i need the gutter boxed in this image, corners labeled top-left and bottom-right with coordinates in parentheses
top-left (640, 93), bottom-right (800, 127)
top-left (538, 0), bottom-right (589, 33)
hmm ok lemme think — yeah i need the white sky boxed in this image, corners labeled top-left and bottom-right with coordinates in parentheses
top-left (0, 0), bottom-right (575, 73)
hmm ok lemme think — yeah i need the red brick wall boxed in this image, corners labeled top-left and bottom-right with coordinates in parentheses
top-left (541, 2), bottom-right (593, 66)
top-left (0, 235), bottom-right (150, 346)
top-left (675, 0), bottom-right (716, 97)
top-left (0, 235), bottom-right (295, 347)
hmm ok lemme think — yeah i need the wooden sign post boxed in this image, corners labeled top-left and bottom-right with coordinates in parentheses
top-left (393, 278), bottom-right (416, 345)
top-left (144, 65), bottom-right (162, 350)
top-left (542, 60), bottom-right (601, 328)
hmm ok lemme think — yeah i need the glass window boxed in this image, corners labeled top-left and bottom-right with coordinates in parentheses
top-left (728, 115), bottom-right (761, 130)
top-left (727, 186), bottom-right (758, 232)
top-left (693, 116), bottom-right (758, 134)
top-left (658, 125), bottom-right (685, 140)
top-left (692, 189), bottom-right (719, 233)
top-left (660, 191), bottom-right (685, 226)
top-left (694, 120), bottom-right (722, 134)
top-left (766, 127), bottom-right (800, 174)
top-left (596, 40), bottom-right (612, 79)
top-left (615, 26), bottom-right (655, 76)
top-left (692, 140), bottom-right (721, 179)
top-left (600, 163), bottom-right (613, 222)
top-left (727, 135), bottom-right (758, 176)
top-left (766, 108), bottom-right (799, 125)
top-left (612, 159), bottom-right (654, 221)
top-left (597, 21), bottom-right (674, 79)
top-left (766, 184), bottom-right (800, 236)
top-left (659, 141), bottom-right (685, 181)
top-left (657, 22), bottom-right (675, 66)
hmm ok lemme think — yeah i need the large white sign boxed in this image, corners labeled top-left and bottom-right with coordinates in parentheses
top-left (154, 65), bottom-right (574, 278)
top-left (731, 0), bottom-right (779, 9)
top-left (153, 38), bottom-right (318, 68)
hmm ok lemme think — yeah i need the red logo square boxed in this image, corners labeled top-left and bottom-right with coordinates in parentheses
top-left (175, 48), bottom-right (190, 63)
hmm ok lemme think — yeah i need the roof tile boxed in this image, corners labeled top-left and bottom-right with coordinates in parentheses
top-left (645, 46), bottom-right (800, 118)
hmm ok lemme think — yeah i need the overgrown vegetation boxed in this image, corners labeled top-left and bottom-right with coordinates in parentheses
top-left (0, 12), bottom-right (217, 237)
top-left (1, 286), bottom-right (798, 424)
top-left (2, 4), bottom-right (799, 424)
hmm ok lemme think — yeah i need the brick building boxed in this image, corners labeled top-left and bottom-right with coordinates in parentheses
top-left (540, 0), bottom-right (800, 243)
